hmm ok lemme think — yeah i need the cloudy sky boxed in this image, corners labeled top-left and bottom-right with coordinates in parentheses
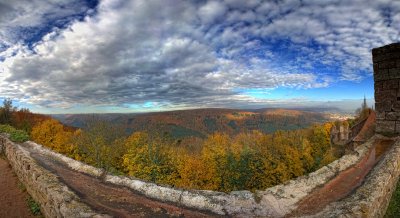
top-left (0, 0), bottom-right (399, 113)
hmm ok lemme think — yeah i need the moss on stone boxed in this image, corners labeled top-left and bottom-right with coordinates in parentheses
top-left (385, 180), bottom-right (400, 217)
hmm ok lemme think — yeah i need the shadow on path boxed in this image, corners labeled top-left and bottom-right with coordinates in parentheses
top-left (289, 139), bottom-right (394, 217)
top-left (25, 145), bottom-right (219, 218)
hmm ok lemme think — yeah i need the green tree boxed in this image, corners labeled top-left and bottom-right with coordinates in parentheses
top-left (0, 98), bottom-right (15, 125)
top-left (74, 117), bottom-right (127, 172)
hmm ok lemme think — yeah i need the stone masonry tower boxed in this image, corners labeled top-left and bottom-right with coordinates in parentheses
top-left (373, 43), bottom-right (400, 134)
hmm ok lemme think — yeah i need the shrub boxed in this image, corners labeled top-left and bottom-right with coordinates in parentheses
top-left (10, 129), bottom-right (29, 142)
top-left (0, 124), bottom-right (15, 134)
top-left (0, 124), bottom-right (29, 142)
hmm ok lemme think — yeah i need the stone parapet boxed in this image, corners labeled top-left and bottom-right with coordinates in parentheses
top-left (24, 135), bottom-right (376, 217)
top-left (2, 130), bottom-right (396, 217)
top-left (0, 135), bottom-right (109, 218)
top-left (310, 137), bottom-right (400, 217)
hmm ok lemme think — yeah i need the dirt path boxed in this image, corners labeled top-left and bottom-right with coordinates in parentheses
top-left (289, 139), bottom-right (394, 217)
top-left (25, 146), bottom-right (219, 218)
top-left (0, 157), bottom-right (36, 218)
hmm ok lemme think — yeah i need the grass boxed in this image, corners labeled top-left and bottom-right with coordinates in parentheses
top-left (17, 181), bottom-right (27, 192)
top-left (17, 181), bottom-right (42, 217)
top-left (26, 196), bottom-right (42, 216)
top-left (385, 180), bottom-right (400, 217)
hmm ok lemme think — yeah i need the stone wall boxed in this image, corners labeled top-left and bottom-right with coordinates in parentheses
top-left (373, 43), bottom-right (400, 134)
top-left (4, 129), bottom-right (398, 218)
top-left (0, 135), bottom-right (109, 218)
top-left (25, 135), bottom-right (376, 217)
top-left (1, 128), bottom-right (398, 217)
top-left (311, 137), bottom-right (400, 217)
top-left (0, 134), bottom-right (4, 154)
top-left (331, 123), bottom-right (350, 144)
top-left (308, 43), bottom-right (400, 217)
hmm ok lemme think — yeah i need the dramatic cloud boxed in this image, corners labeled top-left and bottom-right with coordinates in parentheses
top-left (0, 0), bottom-right (96, 47)
top-left (0, 0), bottom-right (399, 112)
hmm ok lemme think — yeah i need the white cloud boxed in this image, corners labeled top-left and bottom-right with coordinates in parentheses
top-left (198, 1), bottom-right (227, 24)
top-left (0, 0), bottom-right (93, 47)
top-left (0, 0), bottom-right (398, 111)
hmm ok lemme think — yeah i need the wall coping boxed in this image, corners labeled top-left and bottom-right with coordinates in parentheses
top-left (24, 135), bottom-right (379, 217)
top-left (2, 132), bottom-right (396, 217)
top-left (309, 137), bottom-right (400, 217)
top-left (0, 135), bottom-right (110, 218)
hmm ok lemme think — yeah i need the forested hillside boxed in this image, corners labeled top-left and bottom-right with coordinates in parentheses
top-left (53, 108), bottom-right (329, 140)
top-left (0, 99), bottom-right (342, 193)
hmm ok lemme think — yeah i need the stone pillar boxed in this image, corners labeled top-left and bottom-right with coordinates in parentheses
top-left (373, 43), bottom-right (400, 134)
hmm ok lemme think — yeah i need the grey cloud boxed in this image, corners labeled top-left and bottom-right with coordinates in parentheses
top-left (0, 0), bottom-right (93, 46)
top-left (0, 0), bottom-right (398, 110)
top-left (224, 0), bottom-right (261, 10)
top-left (2, 0), bottom-right (225, 107)
top-left (198, 1), bottom-right (227, 24)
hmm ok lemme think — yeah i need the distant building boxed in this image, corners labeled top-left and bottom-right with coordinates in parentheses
top-left (331, 110), bottom-right (376, 150)
top-left (331, 123), bottom-right (349, 144)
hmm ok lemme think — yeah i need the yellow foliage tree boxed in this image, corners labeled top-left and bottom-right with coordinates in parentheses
top-left (73, 119), bottom-right (127, 173)
top-left (31, 119), bottom-right (76, 155)
top-left (32, 117), bottom-right (338, 193)
top-left (123, 132), bottom-right (179, 185)
top-left (176, 153), bottom-right (213, 189)
top-left (200, 133), bottom-right (231, 191)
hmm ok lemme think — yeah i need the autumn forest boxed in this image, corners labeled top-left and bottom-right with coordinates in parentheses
top-left (0, 99), bottom-right (354, 193)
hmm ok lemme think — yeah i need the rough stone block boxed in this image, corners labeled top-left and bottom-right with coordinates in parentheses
top-left (389, 52), bottom-right (400, 60)
top-left (375, 70), bottom-right (390, 81)
top-left (397, 60), bottom-right (400, 68)
top-left (376, 120), bottom-right (396, 133)
top-left (374, 63), bottom-right (379, 72)
top-left (375, 53), bottom-right (393, 62)
top-left (375, 89), bottom-right (396, 102)
top-left (374, 81), bottom-right (384, 93)
top-left (375, 101), bottom-right (392, 112)
top-left (386, 112), bottom-right (400, 120)
top-left (373, 44), bottom-right (400, 63)
top-left (389, 43), bottom-right (400, 50)
top-left (389, 68), bottom-right (400, 79)
top-left (374, 69), bottom-right (389, 81)
top-left (379, 61), bottom-right (397, 69)
top-left (376, 111), bottom-right (386, 120)
top-left (372, 47), bottom-right (382, 56)
top-left (393, 101), bottom-right (400, 111)
top-left (396, 121), bottom-right (400, 133)
top-left (383, 79), bottom-right (399, 89)
top-left (372, 54), bottom-right (385, 63)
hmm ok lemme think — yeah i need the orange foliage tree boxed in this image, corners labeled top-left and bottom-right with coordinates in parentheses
top-left (27, 115), bottom-right (336, 193)
top-left (31, 119), bottom-right (77, 155)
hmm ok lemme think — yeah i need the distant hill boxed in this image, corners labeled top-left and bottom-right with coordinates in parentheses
top-left (52, 108), bottom-right (330, 140)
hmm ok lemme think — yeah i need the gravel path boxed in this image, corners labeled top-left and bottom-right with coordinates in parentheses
top-left (0, 157), bottom-right (36, 218)
top-left (24, 146), bottom-right (219, 218)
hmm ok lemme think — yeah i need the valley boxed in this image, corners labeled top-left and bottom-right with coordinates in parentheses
top-left (52, 108), bottom-right (332, 140)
